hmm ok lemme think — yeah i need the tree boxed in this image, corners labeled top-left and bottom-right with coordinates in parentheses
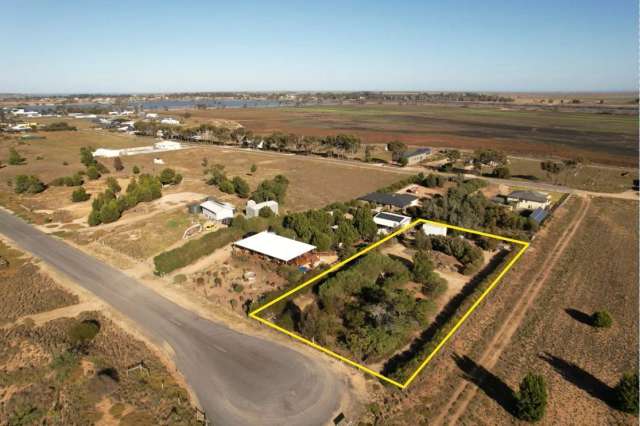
top-left (8, 148), bottom-right (26, 165)
top-left (232, 176), bottom-right (250, 198)
top-left (614, 372), bottom-right (638, 415)
top-left (80, 146), bottom-right (96, 167)
top-left (387, 141), bottom-right (407, 162)
top-left (132, 165), bottom-right (140, 174)
top-left (474, 148), bottom-right (507, 166)
top-left (14, 175), bottom-right (45, 194)
top-left (113, 156), bottom-right (124, 171)
top-left (259, 206), bottom-right (274, 218)
top-left (88, 209), bottom-right (101, 226)
top-left (591, 310), bottom-right (613, 328)
top-left (250, 164), bottom-right (257, 174)
top-left (352, 207), bottom-right (378, 241)
top-left (412, 251), bottom-right (436, 284)
top-left (68, 319), bottom-right (100, 351)
top-left (86, 165), bottom-right (100, 180)
top-left (71, 187), bottom-right (90, 202)
top-left (219, 179), bottom-right (235, 194)
top-left (516, 373), bottom-right (547, 422)
top-left (99, 199), bottom-right (121, 223)
top-left (106, 177), bottom-right (121, 193)
top-left (445, 149), bottom-right (461, 162)
top-left (398, 156), bottom-right (409, 167)
top-left (493, 166), bottom-right (511, 179)
top-left (159, 168), bottom-right (176, 185)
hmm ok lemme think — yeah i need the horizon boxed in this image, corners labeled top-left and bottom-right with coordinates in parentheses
top-left (1, 0), bottom-right (637, 93)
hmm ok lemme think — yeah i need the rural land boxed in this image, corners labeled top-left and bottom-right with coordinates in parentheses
top-left (0, 89), bottom-right (637, 425)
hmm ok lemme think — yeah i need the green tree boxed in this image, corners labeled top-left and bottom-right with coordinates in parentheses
top-left (88, 209), bottom-right (102, 226)
top-left (516, 373), bottom-right (547, 422)
top-left (71, 187), bottom-right (90, 202)
top-left (232, 176), bottom-right (250, 198)
top-left (493, 166), bottom-right (511, 179)
top-left (8, 148), bottom-right (26, 165)
top-left (132, 165), bottom-right (140, 174)
top-left (387, 141), bottom-right (407, 162)
top-left (99, 199), bottom-right (121, 223)
top-left (219, 179), bottom-right (235, 194)
top-left (159, 168), bottom-right (176, 185)
top-left (398, 156), bottom-right (409, 167)
top-left (591, 310), bottom-right (613, 328)
top-left (353, 207), bottom-right (378, 241)
top-left (80, 146), bottom-right (96, 167)
top-left (105, 176), bottom-right (121, 193)
top-left (250, 164), bottom-right (257, 174)
top-left (86, 165), bottom-right (100, 180)
top-left (412, 251), bottom-right (435, 284)
top-left (614, 372), bottom-right (638, 415)
top-left (259, 206), bottom-right (274, 218)
top-left (68, 320), bottom-right (100, 350)
top-left (13, 175), bottom-right (45, 194)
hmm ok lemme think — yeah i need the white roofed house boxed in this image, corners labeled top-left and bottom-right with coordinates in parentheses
top-left (506, 190), bottom-right (551, 211)
top-left (200, 200), bottom-right (235, 224)
top-left (233, 231), bottom-right (317, 266)
top-left (422, 222), bottom-right (447, 237)
top-left (245, 200), bottom-right (279, 218)
top-left (373, 212), bottom-right (411, 234)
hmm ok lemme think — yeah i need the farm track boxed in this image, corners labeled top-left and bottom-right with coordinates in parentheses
top-left (433, 195), bottom-right (592, 425)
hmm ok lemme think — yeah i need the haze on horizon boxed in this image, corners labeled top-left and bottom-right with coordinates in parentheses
top-left (1, 0), bottom-right (637, 94)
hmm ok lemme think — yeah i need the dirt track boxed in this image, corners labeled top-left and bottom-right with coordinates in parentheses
top-left (433, 195), bottom-right (592, 425)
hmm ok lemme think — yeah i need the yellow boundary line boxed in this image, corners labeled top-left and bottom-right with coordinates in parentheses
top-left (249, 219), bottom-right (529, 389)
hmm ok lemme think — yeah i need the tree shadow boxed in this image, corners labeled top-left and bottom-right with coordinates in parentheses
top-left (539, 352), bottom-right (616, 408)
top-left (565, 308), bottom-right (593, 326)
top-left (452, 353), bottom-right (518, 416)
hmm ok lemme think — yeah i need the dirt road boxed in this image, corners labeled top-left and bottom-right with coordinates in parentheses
top-left (0, 209), bottom-right (346, 426)
top-left (433, 195), bottom-right (592, 425)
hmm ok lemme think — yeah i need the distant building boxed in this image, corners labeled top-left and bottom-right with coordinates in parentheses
top-left (506, 190), bottom-right (551, 210)
top-left (153, 140), bottom-right (182, 150)
top-left (245, 200), bottom-right (278, 218)
top-left (200, 200), bottom-right (235, 223)
top-left (358, 192), bottom-right (420, 210)
top-left (373, 212), bottom-right (411, 234)
top-left (160, 118), bottom-right (180, 125)
top-left (145, 112), bottom-right (158, 118)
top-left (233, 231), bottom-right (316, 265)
top-left (422, 222), bottom-right (447, 237)
top-left (402, 148), bottom-right (432, 165)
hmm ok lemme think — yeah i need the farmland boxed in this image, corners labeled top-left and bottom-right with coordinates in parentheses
top-left (164, 104), bottom-right (639, 167)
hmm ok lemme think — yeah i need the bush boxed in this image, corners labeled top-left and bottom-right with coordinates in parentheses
top-left (106, 176), bottom-right (121, 193)
top-left (259, 206), bottom-right (274, 218)
top-left (173, 274), bottom-right (187, 284)
top-left (71, 187), bottom-right (90, 202)
top-left (132, 165), bottom-right (140, 174)
top-left (80, 146), bottom-right (95, 167)
top-left (8, 148), bottom-right (26, 165)
top-left (614, 372), bottom-right (639, 415)
top-left (159, 168), bottom-right (176, 185)
top-left (42, 121), bottom-right (77, 131)
top-left (14, 175), bottom-right (45, 194)
top-left (591, 310), bottom-right (613, 328)
top-left (232, 176), bottom-right (250, 198)
top-left (219, 179), bottom-right (235, 194)
top-left (493, 166), bottom-right (511, 179)
top-left (232, 283), bottom-right (244, 293)
top-left (516, 373), bottom-right (547, 422)
top-left (113, 156), bottom-right (124, 171)
top-left (86, 165), bottom-right (101, 180)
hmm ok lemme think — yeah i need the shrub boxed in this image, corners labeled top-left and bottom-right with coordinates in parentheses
top-left (219, 179), bottom-right (235, 194)
top-left (88, 210), bottom-right (102, 226)
top-left (516, 373), bottom-right (547, 422)
top-left (86, 165), bottom-right (101, 180)
top-left (591, 310), bottom-right (613, 328)
top-left (99, 199), bottom-right (121, 223)
top-left (173, 274), bottom-right (187, 284)
top-left (71, 187), bottom-right (90, 202)
top-left (68, 320), bottom-right (100, 349)
top-left (232, 176), bottom-right (250, 198)
top-left (250, 164), bottom-right (257, 174)
top-left (42, 121), bottom-right (77, 131)
top-left (8, 148), bottom-right (26, 165)
top-left (132, 165), bottom-right (140, 174)
top-left (14, 175), bottom-right (45, 194)
top-left (614, 372), bottom-right (639, 415)
top-left (113, 156), bottom-right (124, 171)
top-left (259, 206), bottom-right (274, 218)
top-left (80, 146), bottom-right (95, 167)
top-left (493, 166), bottom-right (511, 179)
top-left (232, 283), bottom-right (244, 293)
top-left (106, 176), bottom-right (121, 193)
top-left (159, 168), bottom-right (176, 185)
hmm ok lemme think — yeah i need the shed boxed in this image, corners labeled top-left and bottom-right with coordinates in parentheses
top-left (529, 207), bottom-right (548, 224)
top-left (402, 147), bottom-right (432, 165)
top-left (200, 200), bottom-right (235, 223)
top-left (422, 222), bottom-right (447, 236)
top-left (246, 200), bottom-right (279, 218)
top-left (358, 192), bottom-right (419, 209)
top-left (233, 231), bottom-right (316, 264)
top-left (373, 212), bottom-right (411, 230)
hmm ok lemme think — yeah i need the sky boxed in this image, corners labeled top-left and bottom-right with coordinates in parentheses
top-left (0, 0), bottom-right (637, 93)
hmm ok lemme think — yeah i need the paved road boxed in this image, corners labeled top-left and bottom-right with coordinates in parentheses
top-left (0, 210), bottom-right (343, 426)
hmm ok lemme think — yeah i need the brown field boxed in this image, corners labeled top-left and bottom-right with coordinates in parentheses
top-left (0, 242), bottom-right (197, 425)
top-left (162, 104), bottom-right (638, 167)
top-left (360, 196), bottom-right (638, 425)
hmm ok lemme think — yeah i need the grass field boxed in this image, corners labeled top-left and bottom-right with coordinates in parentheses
top-left (168, 104), bottom-right (639, 167)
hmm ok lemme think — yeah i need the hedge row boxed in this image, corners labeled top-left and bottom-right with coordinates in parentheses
top-left (153, 227), bottom-right (243, 275)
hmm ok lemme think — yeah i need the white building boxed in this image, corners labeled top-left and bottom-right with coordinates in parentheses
top-left (200, 200), bottom-right (235, 223)
top-left (373, 212), bottom-right (411, 234)
top-left (245, 200), bottom-right (279, 218)
top-left (145, 112), bottom-right (159, 118)
top-left (506, 191), bottom-right (551, 210)
top-left (160, 118), bottom-right (180, 125)
top-left (422, 222), bottom-right (448, 237)
top-left (233, 231), bottom-right (316, 264)
top-left (93, 148), bottom-right (123, 158)
top-left (153, 140), bottom-right (182, 150)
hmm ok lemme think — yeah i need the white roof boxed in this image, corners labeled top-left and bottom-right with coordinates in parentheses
top-left (373, 212), bottom-right (411, 228)
top-left (234, 231), bottom-right (316, 262)
top-left (200, 200), bottom-right (235, 218)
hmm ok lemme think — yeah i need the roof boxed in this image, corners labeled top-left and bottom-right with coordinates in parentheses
top-left (200, 200), bottom-right (235, 218)
top-left (402, 148), bottom-right (432, 158)
top-left (374, 212), bottom-right (411, 228)
top-left (530, 207), bottom-right (548, 224)
top-left (507, 190), bottom-right (549, 203)
top-left (358, 192), bottom-right (418, 208)
top-left (234, 231), bottom-right (316, 262)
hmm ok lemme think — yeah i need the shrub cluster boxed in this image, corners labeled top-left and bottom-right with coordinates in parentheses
top-left (50, 172), bottom-right (84, 187)
top-left (14, 175), bottom-right (45, 194)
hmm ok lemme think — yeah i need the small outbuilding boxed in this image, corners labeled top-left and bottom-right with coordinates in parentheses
top-left (373, 212), bottom-right (411, 233)
top-left (245, 200), bottom-right (279, 218)
top-left (422, 222), bottom-right (448, 237)
top-left (233, 231), bottom-right (316, 265)
top-left (200, 200), bottom-right (235, 223)
top-left (401, 148), bottom-right (432, 165)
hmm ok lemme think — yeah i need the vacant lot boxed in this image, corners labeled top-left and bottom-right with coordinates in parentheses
top-left (164, 105), bottom-right (639, 166)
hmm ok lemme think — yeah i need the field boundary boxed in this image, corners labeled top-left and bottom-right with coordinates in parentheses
top-left (249, 219), bottom-right (529, 389)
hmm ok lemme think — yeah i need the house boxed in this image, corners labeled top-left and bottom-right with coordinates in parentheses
top-left (200, 200), bottom-right (235, 223)
top-left (358, 192), bottom-right (420, 210)
top-left (245, 200), bottom-right (278, 218)
top-left (402, 148), bottom-right (432, 165)
top-left (373, 212), bottom-right (411, 234)
top-left (160, 118), bottom-right (180, 125)
top-left (233, 231), bottom-right (316, 265)
top-left (422, 222), bottom-right (447, 237)
top-left (145, 112), bottom-right (158, 119)
top-left (529, 207), bottom-right (548, 225)
top-left (506, 190), bottom-right (551, 210)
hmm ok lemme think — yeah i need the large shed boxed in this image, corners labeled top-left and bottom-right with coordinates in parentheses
top-left (233, 231), bottom-right (316, 264)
